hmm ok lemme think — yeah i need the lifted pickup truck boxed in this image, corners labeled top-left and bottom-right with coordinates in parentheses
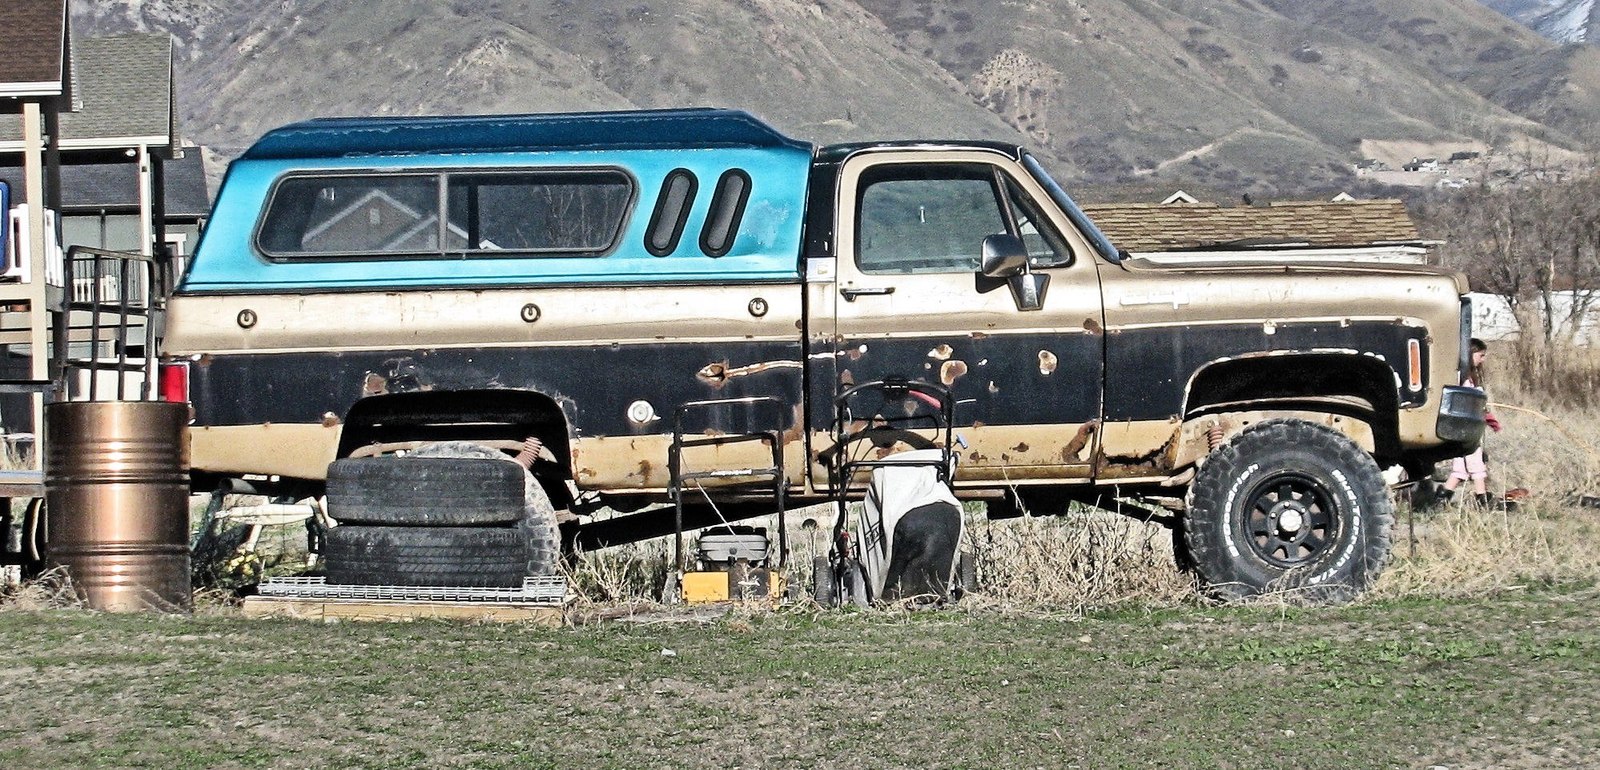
top-left (163, 108), bottom-right (1486, 600)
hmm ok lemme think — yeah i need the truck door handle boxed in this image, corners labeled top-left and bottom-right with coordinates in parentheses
top-left (840, 286), bottom-right (895, 301)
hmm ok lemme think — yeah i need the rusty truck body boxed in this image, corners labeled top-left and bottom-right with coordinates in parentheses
top-left (162, 108), bottom-right (1486, 599)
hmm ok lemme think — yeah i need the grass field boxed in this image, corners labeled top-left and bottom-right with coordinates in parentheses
top-left (0, 589), bottom-right (1596, 769)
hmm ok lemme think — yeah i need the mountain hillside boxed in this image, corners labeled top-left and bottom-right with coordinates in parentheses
top-left (73, 0), bottom-right (1600, 199)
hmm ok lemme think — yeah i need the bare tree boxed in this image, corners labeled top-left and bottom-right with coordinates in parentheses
top-left (1426, 170), bottom-right (1600, 344)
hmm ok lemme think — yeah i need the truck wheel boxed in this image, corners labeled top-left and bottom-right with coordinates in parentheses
top-left (326, 455), bottom-right (525, 526)
top-left (324, 525), bottom-right (529, 587)
top-left (410, 442), bottom-right (562, 577)
top-left (1182, 418), bottom-right (1393, 603)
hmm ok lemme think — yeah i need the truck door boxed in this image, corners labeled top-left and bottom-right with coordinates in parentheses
top-left (827, 149), bottom-right (1105, 484)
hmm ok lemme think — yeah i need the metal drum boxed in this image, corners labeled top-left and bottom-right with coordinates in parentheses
top-left (45, 401), bottom-right (191, 612)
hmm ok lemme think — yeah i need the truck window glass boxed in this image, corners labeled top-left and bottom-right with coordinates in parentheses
top-left (856, 163), bottom-right (1007, 274)
top-left (1021, 152), bottom-right (1120, 263)
top-left (1003, 178), bottom-right (1073, 268)
top-left (258, 174), bottom-right (438, 256)
top-left (647, 169), bottom-right (698, 256)
top-left (258, 170), bottom-right (633, 259)
top-left (446, 171), bottom-right (631, 254)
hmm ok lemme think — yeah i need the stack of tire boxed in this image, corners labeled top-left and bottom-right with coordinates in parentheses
top-left (322, 442), bottom-right (561, 588)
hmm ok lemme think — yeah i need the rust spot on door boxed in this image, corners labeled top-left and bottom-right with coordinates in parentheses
top-left (1083, 317), bottom-right (1103, 335)
top-left (940, 360), bottom-right (968, 386)
top-left (1097, 429), bottom-right (1179, 477)
top-left (1039, 350), bottom-right (1058, 375)
top-left (697, 362), bottom-right (729, 386)
top-left (928, 344), bottom-right (954, 361)
top-left (1062, 420), bottom-right (1098, 463)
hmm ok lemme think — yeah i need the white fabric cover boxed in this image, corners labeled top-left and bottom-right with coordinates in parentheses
top-left (858, 448), bottom-right (961, 598)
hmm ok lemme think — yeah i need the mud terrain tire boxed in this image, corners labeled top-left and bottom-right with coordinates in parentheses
top-left (1182, 418), bottom-right (1393, 603)
top-left (324, 525), bottom-right (528, 587)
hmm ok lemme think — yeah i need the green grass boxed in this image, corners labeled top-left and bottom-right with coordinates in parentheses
top-left (1, 590), bottom-right (1596, 769)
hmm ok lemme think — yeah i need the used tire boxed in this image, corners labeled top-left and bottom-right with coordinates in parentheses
top-left (411, 442), bottom-right (562, 578)
top-left (328, 442), bottom-right (562, 577)
top-left (326, 454), bottom-right (525, 527)
top-left (1182, 418), bottom-right (1394, 603)
top-left (324, 525), bottom-right (529, 587)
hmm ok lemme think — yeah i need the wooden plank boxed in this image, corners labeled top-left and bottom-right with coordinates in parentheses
top-left (0, 470), bottom-right (45, 498)
top-left (241, 595), bottom-right (568, 625)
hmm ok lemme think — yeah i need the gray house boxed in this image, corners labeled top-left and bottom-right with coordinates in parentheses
top-left (1, 31), bottom-right (205, 263)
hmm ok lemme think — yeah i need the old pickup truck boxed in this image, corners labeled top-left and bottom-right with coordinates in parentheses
top-left (162, 108), bottom-right (1486, 600)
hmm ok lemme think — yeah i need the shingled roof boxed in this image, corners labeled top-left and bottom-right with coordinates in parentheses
top-left (0, 33), bottom-right (173, 149)
top-left (0, 0), bottom-right (69, 98)
top-left (0, 152), bottom-right (211, 217)
top-left (1080, 199), bottom-right (1424, 253)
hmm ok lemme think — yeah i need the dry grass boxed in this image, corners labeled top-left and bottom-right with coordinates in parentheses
top-left (1495, 339), bottom-right (1600, 411)
top-left (479, 365), bottom-right (1600, 611)
top-left (0, 566), bottom-right (84, 611)
top-left (961, 509), bottom-right (1194, 613)
top-left (559, 503), bottom-right (1194, 614)
top-left (1379, 502), bottom-right (1600, 599)
top-left (564, 538), bottom-right (673, 606)
top-left (1376, 356), bottom-right (1600, 599)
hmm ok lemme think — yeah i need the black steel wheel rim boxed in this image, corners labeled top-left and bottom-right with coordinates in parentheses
top-left (1242, 471), bottom-right (1337, 568)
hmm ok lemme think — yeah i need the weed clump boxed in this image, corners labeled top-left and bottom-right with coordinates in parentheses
top-left (0, 566), bottom-right (84, 611)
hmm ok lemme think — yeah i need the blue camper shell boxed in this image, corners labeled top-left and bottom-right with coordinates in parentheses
top-left (181, 108), bottom-right (815, 292)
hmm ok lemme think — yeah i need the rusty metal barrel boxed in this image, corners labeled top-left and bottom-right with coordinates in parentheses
top-left (45, 401), bottom-right (191, 612)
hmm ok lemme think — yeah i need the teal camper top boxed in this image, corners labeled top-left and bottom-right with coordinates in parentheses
top-left (180, 109), bottom-right (815, 293)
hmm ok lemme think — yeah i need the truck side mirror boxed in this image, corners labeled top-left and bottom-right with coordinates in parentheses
top-left (979, 233), bottom-right (1028, 278)
top-left (977, 233), bottom-right (1047, 311)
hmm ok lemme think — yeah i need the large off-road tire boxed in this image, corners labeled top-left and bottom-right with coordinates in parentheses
top-left (325, 455), bottom-right (525, 526)
top-left (324, 525), bottom-right (529, 587)
top-left (1182, 418), bottom-right (1394, 603)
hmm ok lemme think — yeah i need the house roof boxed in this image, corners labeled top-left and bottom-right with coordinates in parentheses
top-left (0, 151), bottom-right (211, 217)
top-left (1080, 199), bottom-right (1424, 252)
top-left (0, 33), bottom-right (173, 150)
top-left (0, 0), bottom-right (69, 98)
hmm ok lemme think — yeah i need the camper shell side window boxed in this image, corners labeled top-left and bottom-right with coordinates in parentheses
top-left (255, 168), bottom-right (636, 261)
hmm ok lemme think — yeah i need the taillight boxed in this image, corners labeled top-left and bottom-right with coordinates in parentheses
top-left (1407, 339), bottom-right (1423, 392)
top-left (159, 361), bottom-right (189, 403)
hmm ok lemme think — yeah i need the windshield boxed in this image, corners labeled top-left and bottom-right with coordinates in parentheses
top-left (1022, 152), bottom-right (1121, 264)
